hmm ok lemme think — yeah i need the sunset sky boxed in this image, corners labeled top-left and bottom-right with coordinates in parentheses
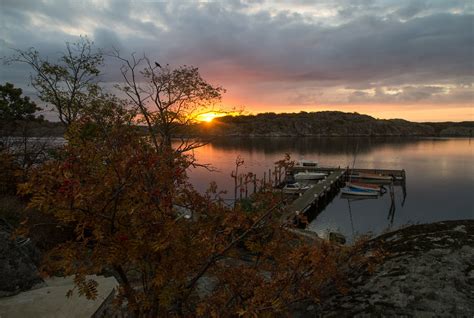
top-left (1, 0), bottom-right (472, 122)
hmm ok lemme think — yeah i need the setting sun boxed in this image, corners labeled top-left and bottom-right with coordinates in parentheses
top-left (197, 112), bottom-right (222, 122)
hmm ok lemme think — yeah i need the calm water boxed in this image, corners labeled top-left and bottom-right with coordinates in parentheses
top-left (188, 137), bottom-right (474, 240)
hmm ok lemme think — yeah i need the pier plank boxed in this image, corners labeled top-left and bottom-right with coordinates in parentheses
top-left (282, 169), bottom-right (346, 221)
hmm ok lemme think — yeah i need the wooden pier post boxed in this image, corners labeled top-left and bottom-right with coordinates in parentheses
top-left (245, 175), bottom-right (248, 198)
top-left (274, 167), bottom-right (278, 186)
top-left (253, 174), bottom-right (257, 194)
top-left (239, 175), bottom-right (243, 200)
top-left (401, 169), bottom-right (407, 204)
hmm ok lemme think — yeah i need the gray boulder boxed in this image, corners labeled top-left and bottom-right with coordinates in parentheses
top-left (0, 221), bottom-right (44, 297)
top-left (318, 220), bottom-right (474, 317)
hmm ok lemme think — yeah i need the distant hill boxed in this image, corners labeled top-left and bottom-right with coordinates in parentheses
top-left (422, 121), bottom-right (474, 137)
top-left (2, 112), bottom-right (472, 137)
top-left (191, 111), bottom-right (452, 137)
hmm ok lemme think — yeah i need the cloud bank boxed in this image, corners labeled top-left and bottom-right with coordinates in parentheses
top-left (1, 0), bottom-right (472, 120)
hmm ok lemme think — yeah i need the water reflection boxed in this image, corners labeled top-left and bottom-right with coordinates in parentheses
top-left (204, 136), bottom-right (433, 155)
top-left (189, 137), bottom-right (474, 239)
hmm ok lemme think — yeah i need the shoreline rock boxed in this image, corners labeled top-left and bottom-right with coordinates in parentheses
top-left (0, 222), bottom-right (44, 297)
top-left (315, 220), bottom-right (474, 317)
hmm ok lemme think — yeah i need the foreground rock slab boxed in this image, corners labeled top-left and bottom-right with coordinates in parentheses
top-left (319, 220), bottom-right (474, 317)
top-left (0, 275), bottom-right (117, 318)
top-left (0, 225), bottom-right (43, 297)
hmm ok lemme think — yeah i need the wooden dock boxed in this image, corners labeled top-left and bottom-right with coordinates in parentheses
top-left (281, 169), bottom-right (347, 223)
top-left (233, 161), bottom-right (406, 226)
top-left (281, 166), bottom-right (406, 225)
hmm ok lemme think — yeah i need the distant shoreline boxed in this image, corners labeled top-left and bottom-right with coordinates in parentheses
top-left (190, 111), bottom-right (473, 138)
top-left (1, 111), bottom-right (473, 138)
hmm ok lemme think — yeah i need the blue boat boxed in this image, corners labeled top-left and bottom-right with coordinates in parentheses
top-left (340, 186), bottom-right (379, 197)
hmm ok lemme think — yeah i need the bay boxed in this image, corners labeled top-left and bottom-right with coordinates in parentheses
top-left (188, 137), bottom-right (474, 240)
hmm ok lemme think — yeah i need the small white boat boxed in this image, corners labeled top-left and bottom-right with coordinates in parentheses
top-left (340, 187), bottom-right (379, 197)
top-left (294, 171), bottom-right (327, 180)
top-left (346, 182), bottom-right (383, 192)
top-left (295, 159), bottom-right (318, 167)
top-left (282, 182), bottom-right (311, 194)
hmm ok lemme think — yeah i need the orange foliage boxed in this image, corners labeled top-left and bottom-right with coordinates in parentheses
top-left (18, 115), bottom-right (373, 316)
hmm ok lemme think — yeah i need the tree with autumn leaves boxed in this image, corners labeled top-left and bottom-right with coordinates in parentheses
top-left (21, 114), bottom-right (367, 316)
top-left (16, 42), bottom-right (374, 316)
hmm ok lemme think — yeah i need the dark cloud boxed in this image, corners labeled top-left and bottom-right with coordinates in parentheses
top-left (93, 28), bottom-right (123, 52)
top-left (0, 0), bottom-right (472, 114)
top-left (348, 85), bottom-right (473, 105)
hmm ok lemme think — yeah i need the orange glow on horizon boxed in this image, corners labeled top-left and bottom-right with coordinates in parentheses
top-left (220, 96), bottom-right (473, 122)
top-left (196, 112), bottom-right (225, 123)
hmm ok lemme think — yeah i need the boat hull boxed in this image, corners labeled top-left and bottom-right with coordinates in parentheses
top-left (340, 187), bottom-right (379, 197)
top-left (346, 182), bottom-right (382, 192)
top-left (282, 183), bottom-right (311, 194)
top-left (295, 160), bottom-right (318, 167)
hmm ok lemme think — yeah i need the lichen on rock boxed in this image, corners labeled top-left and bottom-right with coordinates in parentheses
top-left (316, 220), bottom-right (474, 317)
top-left (0, 221), bottom-right (44, 297)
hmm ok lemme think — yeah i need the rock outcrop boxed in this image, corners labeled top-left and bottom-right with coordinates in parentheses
top-left (316, 220), bottom-right (474, 317)
top-left (0, 220), bottom-right (44, 297)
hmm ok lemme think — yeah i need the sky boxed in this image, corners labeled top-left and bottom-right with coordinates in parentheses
top-left (0, 0), bottom-right (473, 122)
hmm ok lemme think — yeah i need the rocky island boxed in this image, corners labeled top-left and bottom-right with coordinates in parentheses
top-left (192, 111), bottom-right (473, 137)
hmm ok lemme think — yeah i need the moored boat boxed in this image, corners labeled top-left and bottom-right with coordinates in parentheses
top-left (340, 187), bottom-right (379, 197)
top-left (282, 182), bottom-right (311, 194)
top-left (294, 171), bottom-right (327, 180)
top-left (346, 181), bottom-right (383, 192)
top-left (295, 159), bottom-right (318, 167)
